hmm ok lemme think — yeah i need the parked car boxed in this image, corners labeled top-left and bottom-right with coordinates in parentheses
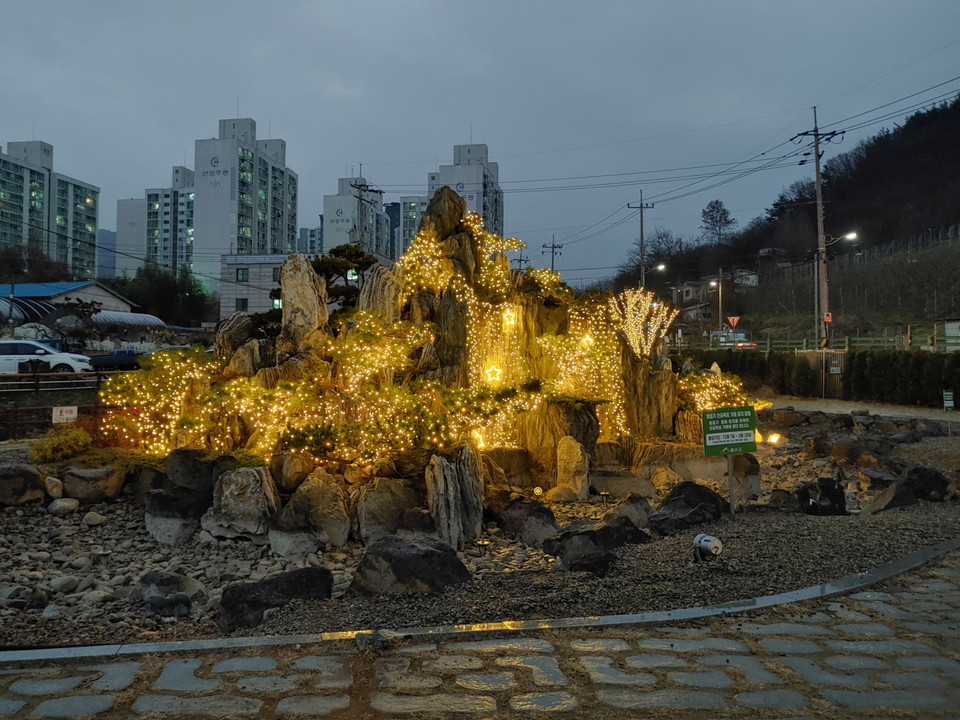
top-left (89, 349), bottom-right (142, 371)
top-left (0, 339), bottom-right (93, 374)
top-left (708, 331), bottom-right (758, 349)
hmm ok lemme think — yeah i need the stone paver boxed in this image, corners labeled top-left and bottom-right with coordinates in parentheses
top-left (1, 548), bottom-right (959, 719)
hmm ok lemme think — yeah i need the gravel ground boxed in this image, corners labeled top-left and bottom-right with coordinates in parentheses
top-left (1, 400), bottom-right (959, 650)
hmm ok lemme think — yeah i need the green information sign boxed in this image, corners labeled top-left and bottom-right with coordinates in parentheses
top-left (945, 390), bottom-right (955, 412)
top-left (702, 405), bottom-right (758, 457)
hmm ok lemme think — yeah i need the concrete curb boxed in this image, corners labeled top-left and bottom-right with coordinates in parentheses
top-left (2, 537), bottom-right (958, 665)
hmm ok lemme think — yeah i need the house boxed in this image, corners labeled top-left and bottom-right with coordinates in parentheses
top-left (0, 281), bottom-right (134, 323)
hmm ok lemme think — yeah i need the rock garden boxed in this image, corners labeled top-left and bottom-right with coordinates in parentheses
top-left (2, 188), bottom-right (958, 649)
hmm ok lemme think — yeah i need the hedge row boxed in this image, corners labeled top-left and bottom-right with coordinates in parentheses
top-left (671, 349), bottom-right (960, 408)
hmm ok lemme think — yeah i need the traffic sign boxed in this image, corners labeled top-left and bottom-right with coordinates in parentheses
top-left (945, 390), bottom-right (955, 412)
top-left (702, 406), bottom-right (757, 457)
top-left (727, 316), bottom-right (740, 328)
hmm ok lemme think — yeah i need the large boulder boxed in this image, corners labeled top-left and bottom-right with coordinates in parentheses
top-left (602, 493), bottom-right (652, 529)
top-left (542, 516), bottom-right (651, 575)
top-left (201, 466), bottom-right (280, 540)
top-left (495, 498), bottom-right (560, 548)
top-left (270, 451), bottom-right (315, 493)
top-left (0, 464), bottom-right (45, 506)
top-left (903, 465), bottom-right (952, 501)
top-left (556, 436), bottom-right (589, 500)
top-left (426, 446), bottom-right (484, 550)
top-left (214, 312), bottom-right (254, 358)
top-left (277, 254), bottom-right (328, 360)
top-left (349, 534), bottom-right (470, 595)
top-left (219, 567), bottom-right (333, 631)
top-left (62, 465), bottom-right (126, 503)
top-left (356, 477), bottom-right (421, 545)
top-left (164, 449), bottom-right (217, 494)
top-left (276, 468), bottom-right (350, 547)
top-left (648, 482), bottom-right (729, 536)
top-left (866, 482), bottom-right (919, 515)
top-left (143, 489), bottom-right (211, 545)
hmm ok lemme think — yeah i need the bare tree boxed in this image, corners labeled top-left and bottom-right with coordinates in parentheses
top-left (699, 200), bottom-right (737, 244)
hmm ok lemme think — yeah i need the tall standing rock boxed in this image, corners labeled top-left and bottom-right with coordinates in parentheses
top-left (556, 436), bottom-right (589, 500)
top-left (426, 445), bottom-right (484, 550)
top-left (277, 254), bottom-right (328, 360)
top-left (358, 265), bottom-right (402, 323)
top-left (201, 466), bottom-right (280, 539)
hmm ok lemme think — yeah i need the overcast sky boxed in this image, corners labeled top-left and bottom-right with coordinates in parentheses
top-left (3, 1), bottom-right (959, 286)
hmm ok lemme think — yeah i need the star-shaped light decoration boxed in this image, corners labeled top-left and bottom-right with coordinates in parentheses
top-left (502, 307), bottom-right (517, 326)
top-left (485, 364), bottom-right (503, 383)
top-left (582, 335), bottom-right (594, 346)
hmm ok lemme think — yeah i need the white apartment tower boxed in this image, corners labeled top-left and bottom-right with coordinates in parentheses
top-left (116, 119), bottom-right (297, 290)
top-left (0, 141), bottom-right (100, 279)
top-left (427, 144), bottom-right (503, 236)
top-left (193, 119), bottom-right (298, 288)
top-left (323, 177), bottom-right (393, 260)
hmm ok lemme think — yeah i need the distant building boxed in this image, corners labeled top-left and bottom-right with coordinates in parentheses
top-left (298, 225), bottom-right (323, 256)
top-left (218, 255), bottom-right (285, 320)
top-left (117, 119), bottom-right (298, 291)
top-left (323, 177), bottom-right (392, 260)
top-left (97, 229), bottom-right (117, 279)
top-left (0, 281), bottom-right (134, 317)
top-left (427, 144), bottom-right (503, 236)
top-left (399, 195), bottom-right (428, 255)
top-left (0, 141), bottom-right (100, 279)
top-left (384, 202), bottom-right (400, 258)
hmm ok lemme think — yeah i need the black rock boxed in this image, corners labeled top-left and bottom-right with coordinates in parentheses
top-left (659, 481), bottom-right (730, 516)
top-left (219, 566), bottom-right (333, 631)
top-left (794, 476), bottom-right (847, 516)
top-left (648, 482), bottom-right (730, 536)
top-left (349, 534), bottom-right (470, 595)
top-left (542, 515), bottom-right (651, 574)
top-left (147, 592), bottom-right (192, 618)
top-left (163, 449), bottom-right (217, 493)
top-left (495, 498), bottom-right (560, 548)
top-left (903, 465), bottom-right (951, 501)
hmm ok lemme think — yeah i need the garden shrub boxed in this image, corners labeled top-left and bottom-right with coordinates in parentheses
top-left (29, 423), bottom-right (93, 463)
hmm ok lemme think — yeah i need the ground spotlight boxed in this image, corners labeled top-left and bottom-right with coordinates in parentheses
top-left (693, 534), bottom-right (723, 563)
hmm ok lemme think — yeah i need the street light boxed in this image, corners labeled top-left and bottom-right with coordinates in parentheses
top-left (640, 262), bottom-right (666, 288)
top-left (710, 269), bottom-right (724, 332)
top-left (815, 232), bottom-right (858, 346)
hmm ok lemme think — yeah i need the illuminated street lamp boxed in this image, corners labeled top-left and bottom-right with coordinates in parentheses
top-left (640, 262), bottom-right (666, 288)
top-left (815, 232), bottom-right (858, 346)
top-left (710, 269), bottom-right (724, 332)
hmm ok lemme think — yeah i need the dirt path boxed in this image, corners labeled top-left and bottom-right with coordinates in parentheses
top-left (762, 393), bottom-right (958, 424)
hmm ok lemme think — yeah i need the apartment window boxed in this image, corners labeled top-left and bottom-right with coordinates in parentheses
top-left (236, 268), bottom-right (249, 282)
top-left (272, 267), bottom-right (280, 282)
top-left (235, 298), bottom-right (248, 312)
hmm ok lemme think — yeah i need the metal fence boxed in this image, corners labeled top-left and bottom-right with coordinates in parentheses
top-left (677, 335), bottom-right (960, 352)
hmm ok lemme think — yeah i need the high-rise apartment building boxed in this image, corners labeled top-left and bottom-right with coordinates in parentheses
top-left (0, 141), bottom-right (99, 279)
top-left (298, 224), bottom-right (323, 256)
top-left (399, 195), bottom-right (428, 256)
top-left (116, 119), bottom-right (297, 290)
top-left (323, 177), bottom-right (392, 260)
top-left (427, 144), bottom-right (503, 236)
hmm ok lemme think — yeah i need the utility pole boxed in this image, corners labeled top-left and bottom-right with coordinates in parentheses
top-left (542, 235), bottom-right (562, 271)
top-left (628, 190), bottom-right (655, 287)
top-left (350, 174), bottom-right (384, 255)
top-left (797, 107), bottom-right (842, 347)
top-left (510, 245), bottom-right (529, 270)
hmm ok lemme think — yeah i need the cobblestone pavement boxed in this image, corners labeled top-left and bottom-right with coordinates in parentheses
top-left (2, 552), bottom-right (959, 719)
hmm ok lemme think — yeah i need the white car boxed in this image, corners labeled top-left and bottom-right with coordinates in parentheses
top-left (0, 340), bottom-right (93, 374)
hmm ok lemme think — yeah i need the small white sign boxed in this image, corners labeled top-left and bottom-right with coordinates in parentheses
top-left (52, 406), bottom-right (78, 424)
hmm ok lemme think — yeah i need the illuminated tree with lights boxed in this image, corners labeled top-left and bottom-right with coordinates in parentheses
top-left (609, 288), bottom-right (679, 360)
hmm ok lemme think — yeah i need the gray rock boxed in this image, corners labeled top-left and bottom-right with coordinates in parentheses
top-left (356, 477), bottom-right (421, 545)
top-left (602, 493), bottom-right (651, 529)
top-left (81, 511), bottom-right (106, 526)
top-left (426, 445), bottom-right (484, 550)
top-left (48, 498), bottom-right (81, 516)
top-left (50, 575), bottom-right (80, 593)
top-left (268, 527), bottom-right (324, 560)
top-left (277, 468), bottom-right (350, 547)
top-left (496, 498), bottom-right (560, 548)
top-left (202, 466), bottom-right (279, 539)
top-left (44, 476), bottom-right (63, 499)
top-left (62, 465), bottom-right (126, 503)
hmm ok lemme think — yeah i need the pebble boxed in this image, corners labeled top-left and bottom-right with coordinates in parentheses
top-left (48, 498), bottom-right (80, 516)
top-left (82, 511), bottom-right (107, 526)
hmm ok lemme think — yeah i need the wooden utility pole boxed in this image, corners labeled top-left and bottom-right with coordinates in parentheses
top-left (628, 190), bottom-right (655, 287)
top-left (542, 235), bottom-right (562, 271)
